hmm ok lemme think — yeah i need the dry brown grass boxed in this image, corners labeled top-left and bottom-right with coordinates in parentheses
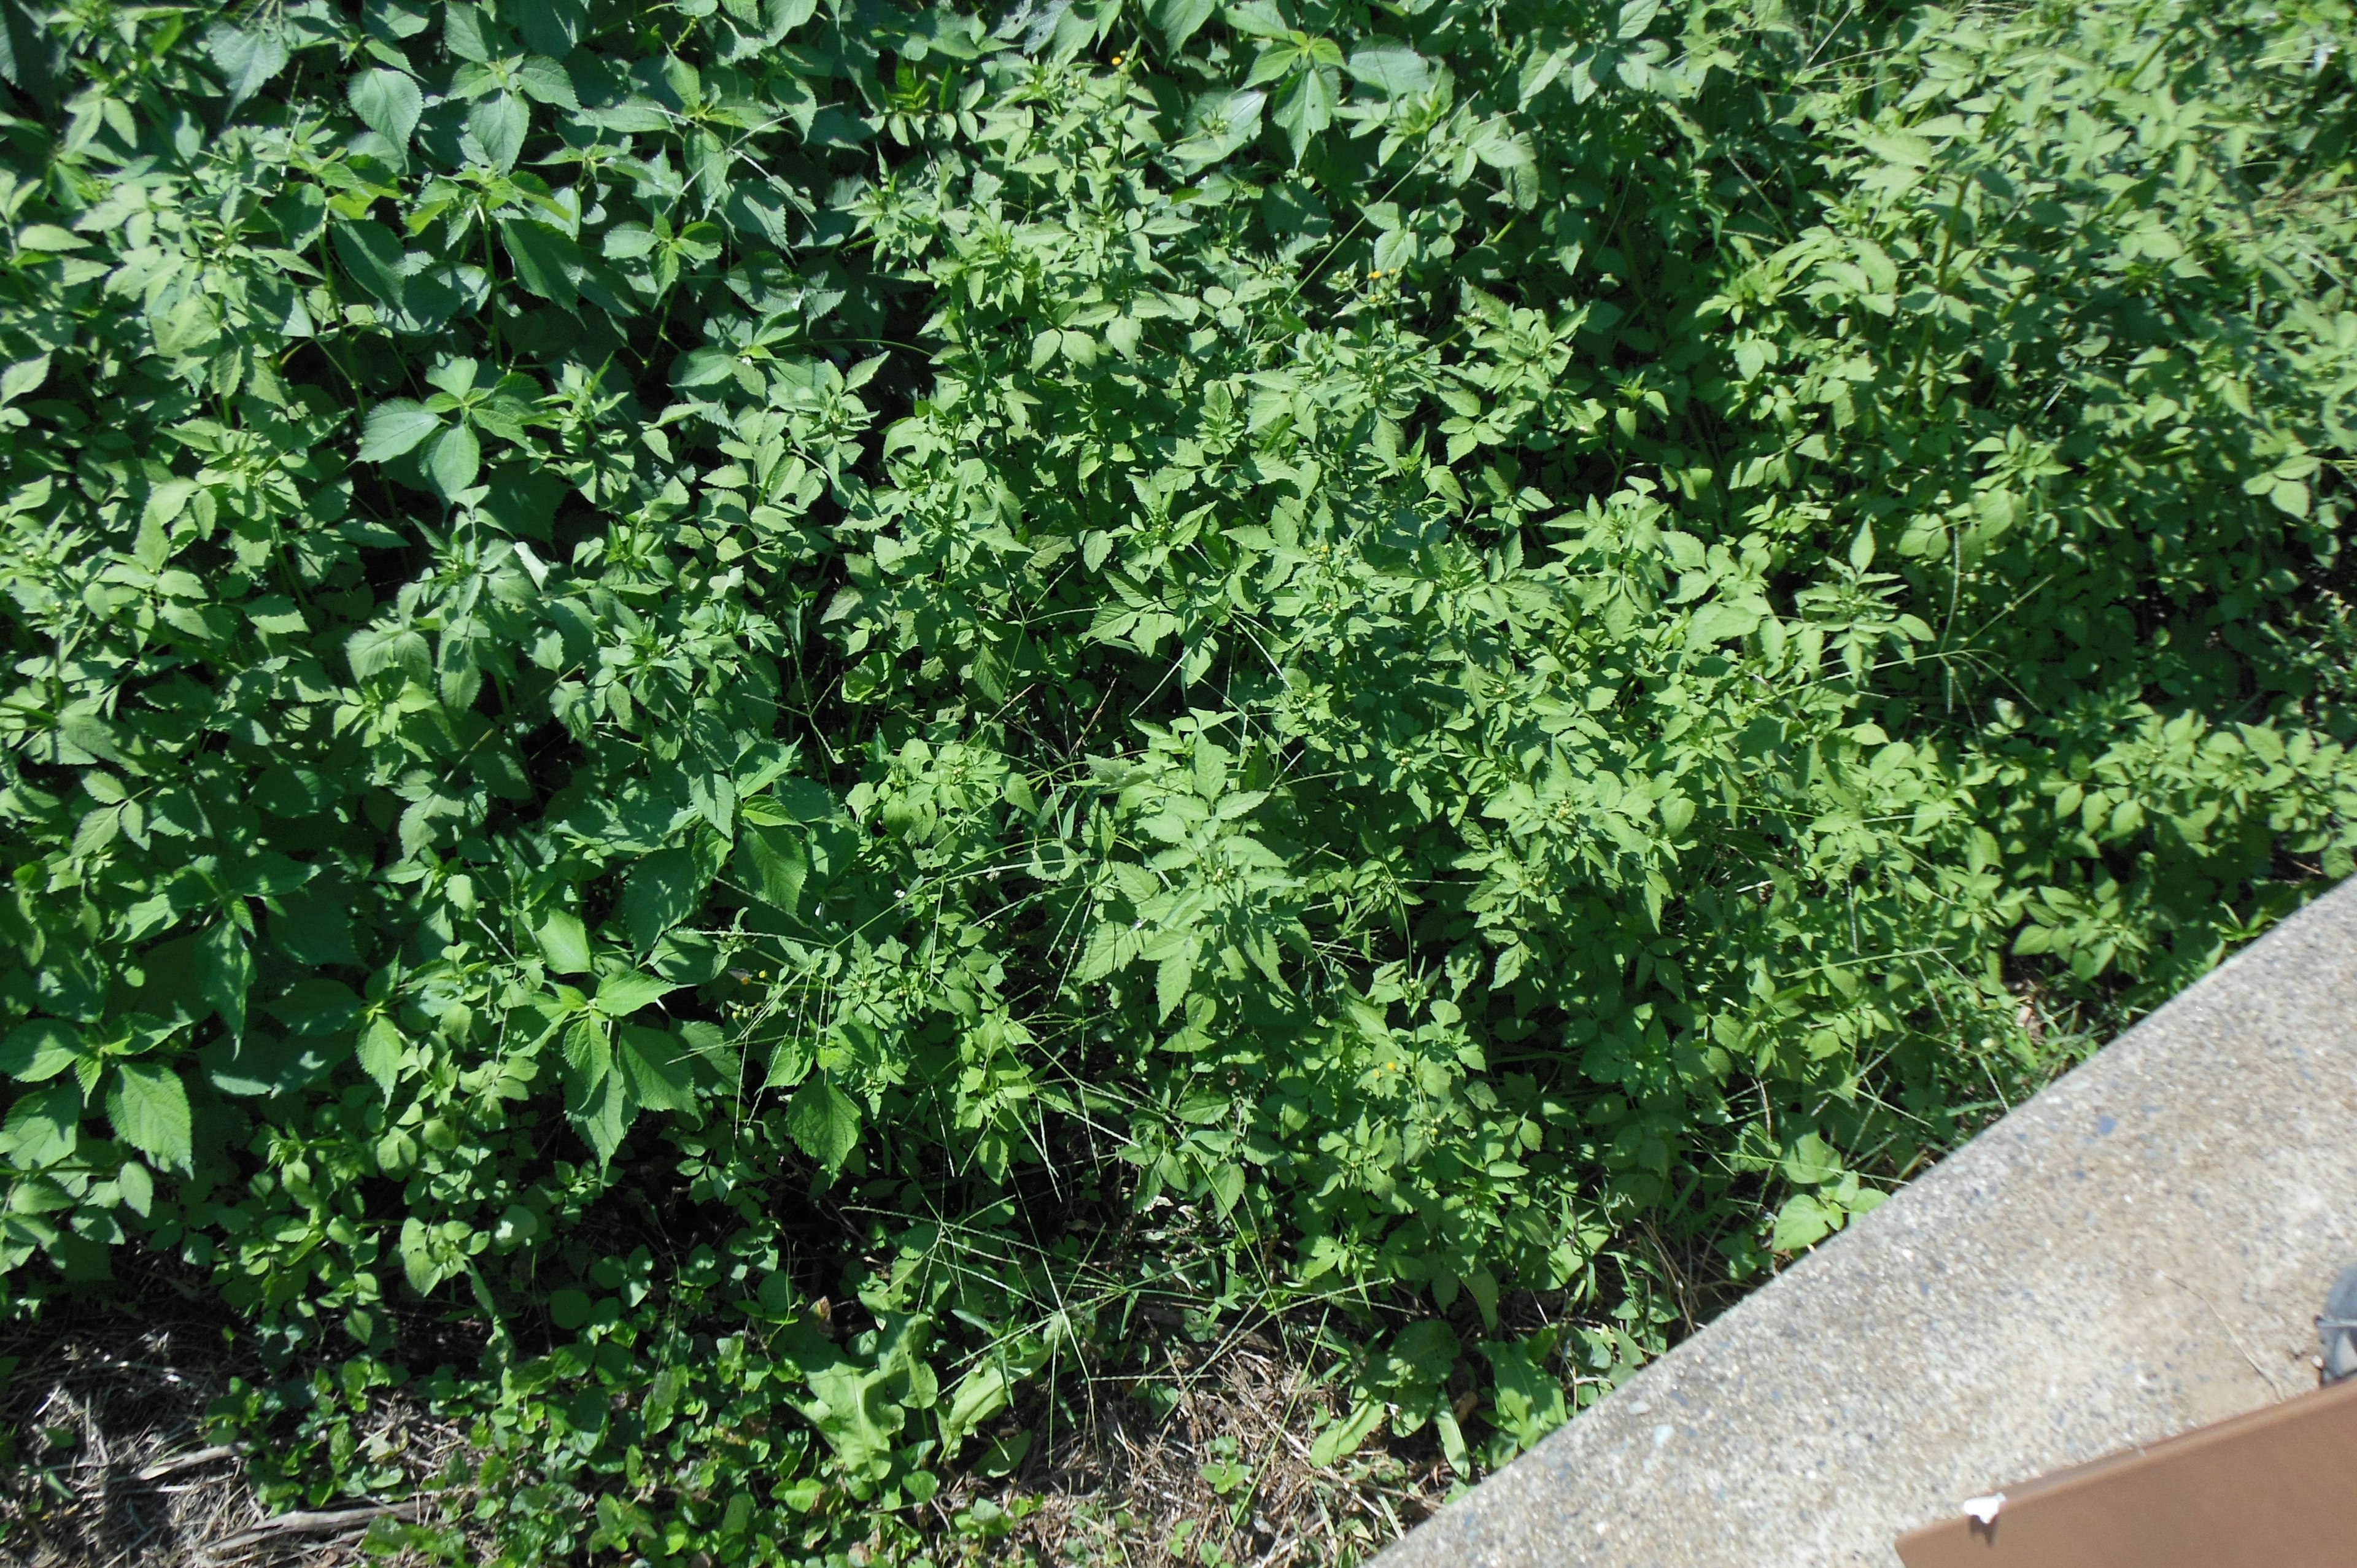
top-left (0, 1310), bottom-right (463, 1568)
top-left (0, 1318), bottom-right (312, 1568)
top-left (915, 1319), bottom-right (1458, 1568)
top-left (0, 1307), bottom-right (1455, 1568)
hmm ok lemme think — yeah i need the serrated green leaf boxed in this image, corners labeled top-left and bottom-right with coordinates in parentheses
top-left (1271, 66), bottom-right (1336, 162)
top-left (205, 23), bottom-right (290, 115)
top-left (619, 1024), bottom-right (698, 1114)
top-left (15, 225), bottom-right (84, 252)
top-left (444, 2), bottom-right (492, 62)
top-left (623, 848), bottom-right (708, 952)
top-left (470, 91), bottom-right (529, 171)
top-left (1155, 0), bottom-right (1216, 51)
top-left (1614, 0), bottom-right (1662, 38)
top-left (0, 354), bottom-right (47, 403)
top-left (1156, 952), bottom-right (1192, 1020)
top-left (786, 1076), bottom-right (861, 1171)
top-left (106, 1062), bottom-right (191, 1172)
top-left (738, 821), bottom-right (808, 913)
top-left (501, 220), bottom-right (581, 309)
top-left (426, 423), bottom-right (482, 498)
top-left (357, 1016), bottom-right (404, 1099)
top-left (331, 220), bottom-right (411, 307)
top-left (0, 1021), bottom-right (82, 1082)
top-left (1345, 46), bottom-right (1428, 94)
top-left (594, 971), bottom-right (679, 1018)
top-left (271, 980), bottom-right (362, 1040)
top-left (347, 68), bottom-right (423, 147)
top-left (116, 1159), bottom-right (153, 1216)
top-left (514, 56), bottom-right (579, 108)
top-left (358, 400), bottom-right (441, 462)
top-left (2, 1085), bottom-right (79, 1170)
top-left (537, 910), bottom-right (592, 973)
top-left (346, 626), bottom-right (430, 683)
top-left (1848, 521), bottom-right (1876, 571)
top-left (516, 0), bottom-right (588, 56)
top-left (193, 921), bottom-right (254, 1037)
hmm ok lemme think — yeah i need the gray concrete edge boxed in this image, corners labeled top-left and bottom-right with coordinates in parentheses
top-left (1377, 876), bottom-right (2357, 1568)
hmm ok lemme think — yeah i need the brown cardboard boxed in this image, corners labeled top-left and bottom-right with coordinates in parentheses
top-left (1894, 1375), bottom-right (2357, 1567)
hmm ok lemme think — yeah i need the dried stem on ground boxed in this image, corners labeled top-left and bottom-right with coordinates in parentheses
top-left (1, 1307), bottom-right (1455, 1568)
top-left (0, 1311), bottom-right (458, 1568)
top-left (932, 1326), bottom-right (1457, 1567)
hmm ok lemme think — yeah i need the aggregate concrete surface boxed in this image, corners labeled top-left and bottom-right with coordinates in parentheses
top-left (1377, 876), bottom-right (2357, 1568)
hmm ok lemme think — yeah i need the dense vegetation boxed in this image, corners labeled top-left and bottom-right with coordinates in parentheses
top-left (0, 0), bottom-right (2353, 1558)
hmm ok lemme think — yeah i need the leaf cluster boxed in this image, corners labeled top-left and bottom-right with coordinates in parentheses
top-left (0, 0), bottom-right (2354, 1558)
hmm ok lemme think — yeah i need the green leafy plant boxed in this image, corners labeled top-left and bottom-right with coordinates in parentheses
top-left (1, 0), bottom-right (2353, 1559)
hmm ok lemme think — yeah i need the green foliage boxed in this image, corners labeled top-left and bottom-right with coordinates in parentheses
top-left (1, 0), bottom-right (2355, 1558)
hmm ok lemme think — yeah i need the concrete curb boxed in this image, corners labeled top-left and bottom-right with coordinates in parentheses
top-left (1377, 877), bottom-right (2357, 1568)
